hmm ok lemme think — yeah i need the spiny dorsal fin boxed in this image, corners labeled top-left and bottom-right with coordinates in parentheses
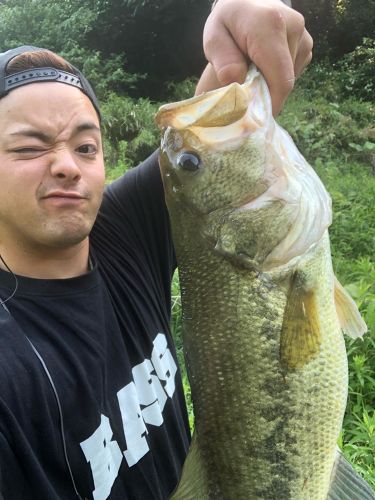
top-left (280, 271), bottom-right (322, 371)
top-left (334, 277), bottom-right (367, 339)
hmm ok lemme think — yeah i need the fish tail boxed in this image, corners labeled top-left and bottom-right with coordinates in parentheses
top-left (328, 449), bottom-right (375, 500)
top-left (170, 433), bottom-right (210, 499)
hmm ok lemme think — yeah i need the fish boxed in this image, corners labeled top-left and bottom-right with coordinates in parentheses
top-left (155, 66), bottom-right (374, 500)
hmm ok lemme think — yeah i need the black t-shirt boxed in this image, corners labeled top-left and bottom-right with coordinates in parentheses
top-left (0, 151), bottom-right (190, 500)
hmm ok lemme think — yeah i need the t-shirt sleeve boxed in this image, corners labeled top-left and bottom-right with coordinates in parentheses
top-left (90, 150), bottom-right (176, 310)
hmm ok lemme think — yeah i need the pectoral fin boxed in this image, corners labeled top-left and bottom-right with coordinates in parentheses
top-left (334, 277), bottom-right (367, 338)
top-left (280, 271), bottom-right (322, 371)
top-left (170, 433), bottom-right (209, 499)
top-left (328, 449), bottom-right (375, 499)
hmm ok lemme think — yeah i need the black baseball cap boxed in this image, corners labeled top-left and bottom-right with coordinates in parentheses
top-left (0, 45), bottom-right (101, 119)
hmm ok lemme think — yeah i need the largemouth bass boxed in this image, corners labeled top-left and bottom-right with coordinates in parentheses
top-left (156, 67), bottom-right (373, 499)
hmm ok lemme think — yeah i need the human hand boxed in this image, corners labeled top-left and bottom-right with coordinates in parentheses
top-left (195, 0), bottom-right (313, 115)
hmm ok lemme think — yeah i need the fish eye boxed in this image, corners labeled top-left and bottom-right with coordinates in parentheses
top-left (176, 152), bottom-right (201, 172)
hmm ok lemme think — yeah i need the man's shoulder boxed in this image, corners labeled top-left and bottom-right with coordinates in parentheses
top-left (102, 149), bottom-right (161, 206)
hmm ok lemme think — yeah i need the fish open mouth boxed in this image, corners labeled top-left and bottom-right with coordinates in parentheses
top-left (156, 68), bottom-right (269, 132)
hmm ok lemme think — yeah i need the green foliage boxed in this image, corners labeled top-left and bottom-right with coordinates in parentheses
top-left (0, 0), bottom-right (141, 100)
top-left (86, 0), bottom-right (210, 97)
top-left (334, 38), bottom-right (375, 101)
top-left (335, 258), bottom-right (375, 487)
top-left (61, 47), bottom-right (145, 100)
top-left (294, 0), bottom-right (338, 59)
top-left (284, 38), bottom-right (375, 103)
top-left (104, 140), bottom-right (131, 182)
top-left (278, 65), bottom-right (375, 165)
top-left (166, 77), bottom-right (198, 102)
top-left (0, 0), bottom-right (211, 99)
top-left (0, 0), bottom-right (97, 51)
top-left (295, 0), bottom-right (375, 59)
top-left (334, 0), bottom-right (375, 57)
top-left (327, 168), bottom-right (375, 262)
top-left (101, 92), bottom-right (160, 168)
top-left (0, 0), bottom-right (373, 101)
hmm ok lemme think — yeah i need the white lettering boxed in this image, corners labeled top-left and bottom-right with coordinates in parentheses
top-left (117, 382), bottom-right (149, 467)
top-left (132, 359), bottom-right (167, 425)
top-left (152, 333), bottom-right (178, 397)
top-left (80, 333), bottom-right (178, 496)
top-left (80, 414), bottom-right (122, 500)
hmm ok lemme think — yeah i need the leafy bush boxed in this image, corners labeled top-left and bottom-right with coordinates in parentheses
top-left (278, 91), bottom-right (374, 164)
top-left (291, 39), bottom-right (375, 103)
top-left (334, 257), bottom-right (375, 487)
top-left (101, 93), bottom-right (160, 169)
top-left (308, 160), bottom-right (375, 262)
top-left (333, 38), bottom-right (375, 101)
top-left (0, 0), bottom-right (97, 51)
top-left (166, 77), bottom-right (197, 102)
top-left (62, 48), bottom-right (146, 101)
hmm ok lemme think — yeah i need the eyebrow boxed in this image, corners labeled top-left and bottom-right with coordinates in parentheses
top-left (9, 122), bottom-right (101, 142)
top-left (75, 122), bottom-right (101, 134)
top-left (9, 129), bottom-right (54, 143)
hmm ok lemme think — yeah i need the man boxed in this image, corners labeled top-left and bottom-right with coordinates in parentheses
top-left (0, 0), bottom-right (312, 498)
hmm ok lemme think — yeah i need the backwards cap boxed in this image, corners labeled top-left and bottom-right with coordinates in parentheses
top-left (0, 45), bottom-right (100, 118)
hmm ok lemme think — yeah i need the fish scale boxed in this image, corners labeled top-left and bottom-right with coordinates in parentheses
top-left (156, 66), bottom-right (372, 499)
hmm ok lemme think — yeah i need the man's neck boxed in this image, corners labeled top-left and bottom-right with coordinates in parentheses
top-left (0, 240), bottom-right (91, 279)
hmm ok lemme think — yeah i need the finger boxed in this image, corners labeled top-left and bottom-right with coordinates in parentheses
top-left (294, 31), bottom-right (313, 78)
top-left (204, 19), bottom-right (248, 86)
top-left (284, 9), bottom-right (307, 64)
top-left (195, 63), bottom-right (222, 95)
top-left (249, 31), bottom-right (295, 116)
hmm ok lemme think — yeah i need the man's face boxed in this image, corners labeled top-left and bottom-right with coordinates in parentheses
top-left (0, 81), bottom-right (105, 254)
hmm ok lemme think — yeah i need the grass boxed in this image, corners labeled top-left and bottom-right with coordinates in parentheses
top-left (334, 257), bottom-right (375, 486)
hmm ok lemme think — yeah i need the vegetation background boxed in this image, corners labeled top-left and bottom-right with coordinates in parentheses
top-left (0, 0), bottom-right (373, 487)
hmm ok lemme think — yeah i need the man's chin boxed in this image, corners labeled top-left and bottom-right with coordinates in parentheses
top-left (47, 233), bottom-right (90, 249)
top-left (40, 222), bottom-right (92, 249)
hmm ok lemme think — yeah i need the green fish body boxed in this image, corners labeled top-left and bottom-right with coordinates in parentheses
top-left (156, 67), bottom-right (371, 500)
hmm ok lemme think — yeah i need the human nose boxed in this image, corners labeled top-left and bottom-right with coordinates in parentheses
top-left (49, 148), bottom-right (81, 182)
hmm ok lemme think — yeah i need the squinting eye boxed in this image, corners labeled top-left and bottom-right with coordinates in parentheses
top-left (176, 152), bottom-right (201, 172)
top-left (14, 148), bottom-right (43, 154)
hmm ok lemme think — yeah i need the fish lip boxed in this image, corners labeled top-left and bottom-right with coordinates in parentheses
top-left (41, 191), bottom-right (86, 200)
